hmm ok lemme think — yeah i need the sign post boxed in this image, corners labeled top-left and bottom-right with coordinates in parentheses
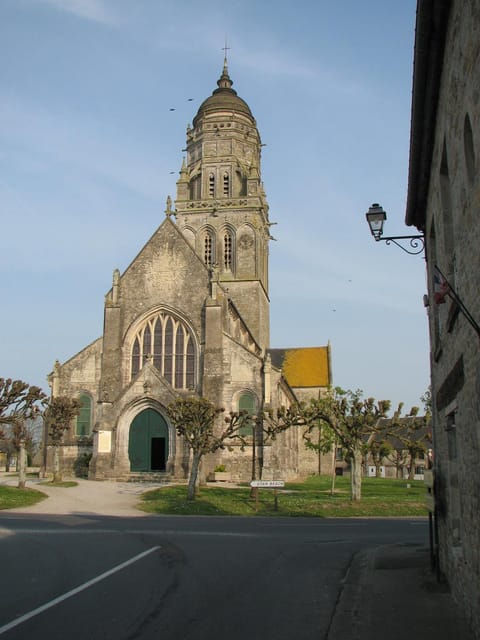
top-left (250, 480), bottom-right (285, 512)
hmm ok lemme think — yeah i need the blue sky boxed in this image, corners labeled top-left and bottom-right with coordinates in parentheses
top-left (0, 0), bottom-right (430, 414)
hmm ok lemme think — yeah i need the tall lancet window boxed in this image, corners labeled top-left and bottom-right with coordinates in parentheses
top-left (223, 172), bottom-right (230, 196)
top-left (208, 173), bottom-right (215, 197)
top-left (190, 174), bottom-right (201, 200)
top-left (76, 394), bottom-right (92, 437)
top-left (130, 312), bottom-right (197, 389)
top-left (224, 231), bottom-right (233, 271)
top-left (131, 338), bottom-right (141, 377)
top-left (204, 231), bottom-right (214, 267)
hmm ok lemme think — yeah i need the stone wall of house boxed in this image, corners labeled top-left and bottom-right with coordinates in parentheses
top-left (422, 1), bottom-right (480, 634)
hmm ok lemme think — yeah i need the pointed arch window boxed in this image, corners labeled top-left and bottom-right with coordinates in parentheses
top-left (186, 340), bottom-right (195, 389)
top-left (76, 393), bottom-right (92, 437)
top-left (223, 172), bottom-right (230, 196)
top-left (224, 230), bottom-right (233, 271)
top-left (208, 172), bottom-right (215, 197)
top-left (238, 392), bottom-right (257, 436)
top-left (130, 312), bottom-right (197, 389)
top-left (204, 230), bottom-right (215, 267)
top-left (164, 317), bottom-right (173, 380)
top-left (190, 174), bottom-right (202, 200)
top-left (143, 324), bottom-right (151, 358)
top-left (153, 320), bottom-right (163, 370)
top-left (175, 329), bottom-right (185, 388)
top-left (132, 338), bottom-right (141, 377)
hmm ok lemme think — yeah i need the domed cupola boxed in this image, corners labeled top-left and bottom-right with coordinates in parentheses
top-left (193, 58), bottom-right (254, 126)
top-left (173, 55), bottom-right (271, 351)
top-left (175, 56), bottom-right (263, 208)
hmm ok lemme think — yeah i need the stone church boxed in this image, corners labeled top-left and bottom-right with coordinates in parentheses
top-left (48, 58), bottom-right (332, 482)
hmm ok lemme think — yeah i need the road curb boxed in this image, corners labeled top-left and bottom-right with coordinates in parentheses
top-left (326, 548), bottom-right (370, 640)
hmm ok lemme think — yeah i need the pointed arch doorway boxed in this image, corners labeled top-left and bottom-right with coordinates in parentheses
top-left (128, 408), bottom-right (169, 472)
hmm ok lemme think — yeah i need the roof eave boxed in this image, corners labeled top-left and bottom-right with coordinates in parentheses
top-left (405, 0), bottom-right (452, 231)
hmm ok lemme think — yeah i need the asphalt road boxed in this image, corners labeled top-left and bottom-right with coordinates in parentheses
top-left (0, 515), bottom-right (428, 640)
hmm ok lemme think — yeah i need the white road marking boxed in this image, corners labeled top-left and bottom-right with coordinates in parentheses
top-left (0, 521), bottom-right (427, 538)
top-left (0, 546), bottom-right (160, 635)
top-left (0, 528), bottom-right (273, 537)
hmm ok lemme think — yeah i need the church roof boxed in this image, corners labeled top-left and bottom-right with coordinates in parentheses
top-left (269, 347), bottom-right (331, 389)
top-left (193, 58), bottom-right (254, 125)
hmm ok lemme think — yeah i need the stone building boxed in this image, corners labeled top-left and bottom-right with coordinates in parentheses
top-left (405, 0), bottom-right (480, 636)
top-left (48, 59), bottom-right (332, 483)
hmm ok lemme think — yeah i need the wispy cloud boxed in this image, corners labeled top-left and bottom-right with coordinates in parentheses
top-left (0, 93), bottom-right (167, 200)
top-left (31, 0), bottom-right (118, 26)
top-left (0, 92), bottom-right (170, 273)
top-left (186, 29), bottom-right (367, 98)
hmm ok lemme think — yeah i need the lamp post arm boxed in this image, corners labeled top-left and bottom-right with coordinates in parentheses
top-left (379, 235), bottom-right (425, 255)
top-left (366, 203), bottom-right (425, 256)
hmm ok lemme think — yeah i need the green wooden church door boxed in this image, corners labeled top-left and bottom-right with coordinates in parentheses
top-left (128, 409), bottom-right (169, 472)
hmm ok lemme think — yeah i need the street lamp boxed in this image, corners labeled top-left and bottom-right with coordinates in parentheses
top-left (366, 203), bottom-right (425, 255)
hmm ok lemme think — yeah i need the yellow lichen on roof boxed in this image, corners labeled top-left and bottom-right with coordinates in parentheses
top-left (282, 347), bottom-right (330, 388)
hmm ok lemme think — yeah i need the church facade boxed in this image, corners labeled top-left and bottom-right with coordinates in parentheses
top-left (48, 60), bottom-right (331, 482)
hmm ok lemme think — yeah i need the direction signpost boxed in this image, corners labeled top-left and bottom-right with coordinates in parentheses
top-left (250, 480), bottom-right (285, 511)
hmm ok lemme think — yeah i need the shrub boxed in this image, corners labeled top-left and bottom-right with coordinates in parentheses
top-left (73, 453), bottom-right (92, 478)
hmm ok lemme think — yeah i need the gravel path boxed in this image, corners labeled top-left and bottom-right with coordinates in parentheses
top-left (0, 475), bottom-right (161, 517)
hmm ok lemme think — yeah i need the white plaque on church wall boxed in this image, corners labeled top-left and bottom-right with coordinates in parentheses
top-left (98, 430), bottom-right (112, 453)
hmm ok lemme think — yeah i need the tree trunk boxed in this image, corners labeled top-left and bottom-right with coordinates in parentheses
top-left (250, 424), bottom-right (258, 499)
top-left (318, 427), bottom-right (323, 475)
top-left (187, 451), bottom-right (202, 501)
top-left (330, 446), bottom-right (336, 496)
top-left (408, 462), bottom-right (415, 481)
top-left (350, 449), bottom-right (363, 501)
top-left (18, 440), bottom-right (27, 489)
top-left (53, 446), bottom-right (62, 483)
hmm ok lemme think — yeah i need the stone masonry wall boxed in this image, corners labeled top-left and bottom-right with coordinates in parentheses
top-left (424, 1), bottom-right (480, 635)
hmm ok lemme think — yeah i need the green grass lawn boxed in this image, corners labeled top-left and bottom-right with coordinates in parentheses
top-left (139, 475), bottom-right (428, 517)
top-left (0, 485), bottom-right (48, 510)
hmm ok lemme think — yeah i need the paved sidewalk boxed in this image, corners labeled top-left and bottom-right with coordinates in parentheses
top-left (328, 543), bottom-right (474, 640)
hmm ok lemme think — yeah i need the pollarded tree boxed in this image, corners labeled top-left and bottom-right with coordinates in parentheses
top-left (44, 396), bottom-right (81, 482)
top-left (314, 389), bottom-right (391, 499)
top-left (274, 389), bottom-right (391, 501)
top-left (0, 438), bottom-right (16, 472)
top-left (303, 417), bottom-right (336, 474)
top-left (0, 378), bottom-right (46, 422)
top-left (383, 404), bottom-right (432, 479)
top-left (232, 408), bottom-right (297, 487)
top-left (168, 397), bottom-right (253, 501)
top-left (397, 419), bottom-right (431, 480)
top-left (0, 378), bottom-right (47, 488)
top-left (302, 416), bottom-right (339, 494)
top-left (368, 439), bottom-right (393, 477)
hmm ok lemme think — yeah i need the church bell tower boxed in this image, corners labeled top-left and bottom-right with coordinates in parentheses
top-left (174, 57), bottom-right (272, 351)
